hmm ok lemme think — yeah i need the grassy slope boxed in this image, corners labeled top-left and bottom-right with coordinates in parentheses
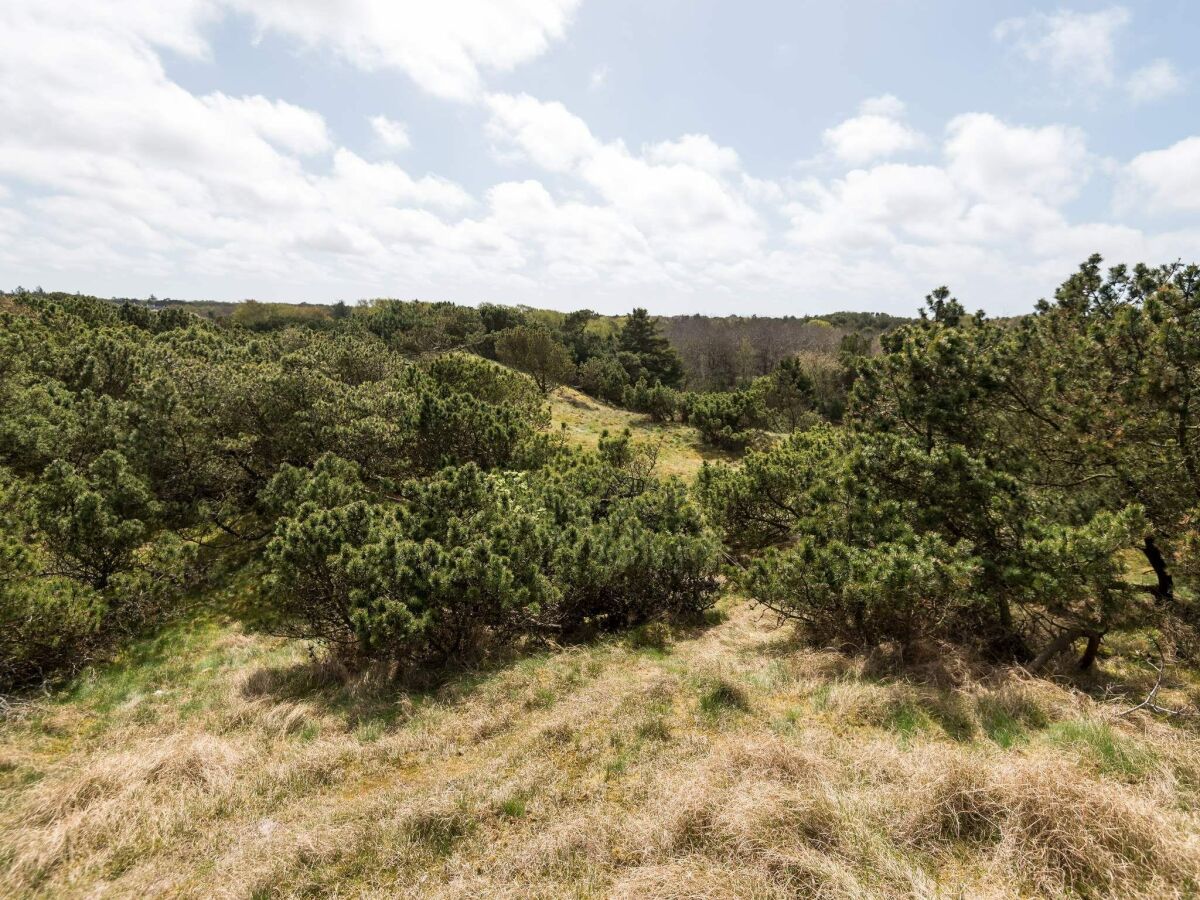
top-left (2, 600), bottom-right (1199, 898)
top-left (3, 412), bottom-right (1200, 898)
top-left (548, 386), bottom-right (735, 478)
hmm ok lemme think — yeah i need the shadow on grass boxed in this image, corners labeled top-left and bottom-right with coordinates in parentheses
top-left (239, 653), bottom-right (474, 732)
top-left (239, 612), bottom-right (729, 733)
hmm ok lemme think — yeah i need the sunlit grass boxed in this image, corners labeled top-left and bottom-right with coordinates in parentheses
top-left (548, 386), bottom-right (736, 477)
top-left (1, 600), bottom-right (1198, 898)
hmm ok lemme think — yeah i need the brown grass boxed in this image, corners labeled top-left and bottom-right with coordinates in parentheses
top-left (2, 602), bottom-right (1199, 898)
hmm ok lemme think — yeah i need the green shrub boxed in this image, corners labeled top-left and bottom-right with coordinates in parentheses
top-left (622, 377), bottom-right (680, 422)
top-left (577, 355), bottom-right (629, 405)
top-left (265, 463), bottom-right (557, 667)
top-left (687, 388), bottom-right (766, 450)
top-left (702, 426), bottom-right (1143, 658)
top-left (263, 449), bottom-right (721, 668)
top-left (553, 477), bottom-right (720, 633)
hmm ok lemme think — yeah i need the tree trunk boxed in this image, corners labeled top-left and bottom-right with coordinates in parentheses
top-left (1142, 535), bottom-right (1174, 603)
top-left (1077, 632), bottom-right (1102, 670)
top-left (1029, 628), bottom-right (1084, 673)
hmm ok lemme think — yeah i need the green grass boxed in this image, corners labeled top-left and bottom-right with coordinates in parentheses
top-left (698, 677), bottom-right (751, 717)
top-left (497, 795), bottom-right (528, 819)
top-left (979, 706), bottom-right (1028, 748)
top-left (548, 386), bottom-right (736, 477)
top-left (1046, 720), bottom-right (1159, 779)
top-left (882, 700), bottom-right (931, 739)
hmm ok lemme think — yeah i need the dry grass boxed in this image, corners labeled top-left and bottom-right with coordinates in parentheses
top-left (548, 386), bottom-right (735, 477)
top-left (2, 600), bottom-right (1199, 899)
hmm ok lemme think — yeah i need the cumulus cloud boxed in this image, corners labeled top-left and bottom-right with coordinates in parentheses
top-left (944, 114), bottom-right (1091, 204)
top-left (9, 0), bottom-right (580, 102)
top-left (227, 0), bottom-right (581, 101)
top-left (1123, 137), bottom-right (1200, 212)
top-left (645, 135), bottom-right (740, 174)
top-left (995, 7), bottom-right (1185, 107)
top-left (485, 93), bottom-right (600, 171)
top-left (858, 94), bottom-right (906, 118)
top-left (0, 0), bottom-right (496, 295)
top-left (203, 93), bottom-right (331, 156)
top-left (822, 96), bottom-right (925, 166)
top-left (485, 93), bottom-right (764, 268)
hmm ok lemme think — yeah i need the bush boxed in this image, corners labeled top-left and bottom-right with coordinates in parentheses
top-left (34, 451), bottom-right (158, 590)
top-left (577, 355), bottom-right (629, 405)
top-left (0, 576), bottom-right (104, 690)
top-left (263, 448), bottom-right (722, 668)
top-left (742, 532), bottom-right (980, 649)
top-left (494, 325), bottom-right (575, 394)
top-left (0, 470), bottom-right (196, 689)
top-left (553, 477), bottom-right (720, 634)
top-left (265, 463), bottom-right (557, 667)
top-left (701, 427), bottom-right (1144, 659)
top-left (622, 377), bottom-right (680, 422)
top-left (687, 389), bottom-right (766, 450)
top-left (0, 488), bottom-right (105, 687)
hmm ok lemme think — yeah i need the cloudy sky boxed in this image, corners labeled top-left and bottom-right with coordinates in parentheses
top-left (1, 1), bottom-right (1196, 315)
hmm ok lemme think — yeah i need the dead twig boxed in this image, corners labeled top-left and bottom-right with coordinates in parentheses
top-left (1118, 640), bottom-right (1196, 718)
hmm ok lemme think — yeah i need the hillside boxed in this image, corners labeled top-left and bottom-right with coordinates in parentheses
top-left (3, 579), bottom-right (1199, 897)
top-left (549, 386), bottom-right (735, 478)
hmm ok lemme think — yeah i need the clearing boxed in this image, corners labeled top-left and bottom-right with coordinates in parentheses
top-left (548, 386), bottom-right (735, 478)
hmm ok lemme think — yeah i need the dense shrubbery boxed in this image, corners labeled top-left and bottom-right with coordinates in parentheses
top-left (577, 355), bottom-right (630, 405)
top-left (622, 377), bottom-right (681, 422)
top-left (262, 449), bottom-right (719, 668)
top-left (700, 427), bottom-right (1140, 658)
top-left (0, 290), bottom-right (719, 688)
top-left (5, 255), bottom-right (1198, 686)
top-left (702, 259), bottom-right (1200, 667)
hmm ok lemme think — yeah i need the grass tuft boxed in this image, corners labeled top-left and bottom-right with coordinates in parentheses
top-left (699, 677), bottom-right (751, 717)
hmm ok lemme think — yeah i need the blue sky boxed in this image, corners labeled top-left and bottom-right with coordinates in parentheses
top-left (1, 1), bottom-right (1196, 315)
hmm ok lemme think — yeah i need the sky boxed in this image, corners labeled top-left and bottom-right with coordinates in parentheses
top-left (0, 1), bottom-right (1196, 316)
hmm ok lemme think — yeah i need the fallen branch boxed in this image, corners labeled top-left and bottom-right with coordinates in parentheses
top-left (1118, 641), bottom-right (1196, 718)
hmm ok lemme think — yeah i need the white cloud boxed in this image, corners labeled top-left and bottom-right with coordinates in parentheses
top-left (995, 6), bottom-right (1130, 88)
top-left (8, 0), bottom-right (581, 103)
top-left (822, 96), bottom-right (924, 166)
top-left (787, 164), bottom-right (964, 250)
top-left (0, 0), bottom-right (1195, 316)
top-left (0, 0), bottom-right (494, 296)
top-left (1123, 137), bottom-right (1200, 212)
top-left (858, 94), bottom-right (906, 118)
top-left (369, 115), bottom-right (411, 152)
top-left (944, 114), bottom-right (1091, 204)
top-left (486, 93), bottom-right (599, 172)
top-left (485, 93), bottom-right (764, 267)
top-left (1126, 59), bottom-right (1183, 104)
top-left (203, 93), bottom-right (331, 155)
top-left (325, 150), bottom-right (472, 213)
top-left (227, 0), bottom-right (581, 101)
top-left (589, 64), bottom-right (609, 91)
top-left (645, 134), bottom-right (740, 174)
